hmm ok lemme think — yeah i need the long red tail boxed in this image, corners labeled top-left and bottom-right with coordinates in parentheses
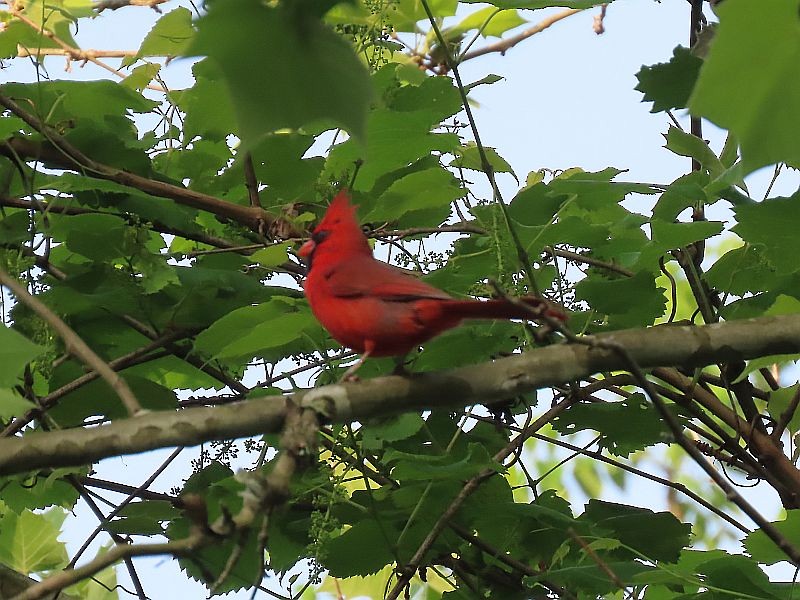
top-left (441, 297), bottom-right (566, 322)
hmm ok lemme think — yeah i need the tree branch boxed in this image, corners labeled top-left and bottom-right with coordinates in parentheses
top-left (460, 8), bottom-right (582, 62)
top-left (0, 267), bottom-right (144, 417)
top-left (1, 314), bottom-right (799, 475)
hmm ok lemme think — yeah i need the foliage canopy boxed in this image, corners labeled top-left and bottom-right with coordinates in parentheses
top-left (0, 0), bottom-right (799, 598)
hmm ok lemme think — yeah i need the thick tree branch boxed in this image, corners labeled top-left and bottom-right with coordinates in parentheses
top-left (0, 314), bottom-right (799, 476)
top-left (0, 116), bottom-right (295, 233)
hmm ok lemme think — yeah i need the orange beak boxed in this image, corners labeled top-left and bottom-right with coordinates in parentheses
top-left (298, 239), bottom-right (315, 259)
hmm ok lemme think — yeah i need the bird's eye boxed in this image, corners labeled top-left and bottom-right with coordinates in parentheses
top-left (311, 230), bottom-right (330, 244)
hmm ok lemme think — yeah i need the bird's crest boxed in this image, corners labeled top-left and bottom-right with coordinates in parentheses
top-left (315, 189), bottom-right (359, 233)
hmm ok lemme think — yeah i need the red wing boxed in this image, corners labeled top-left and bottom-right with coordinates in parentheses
top-left (323, 257), bottom-right (452, 302)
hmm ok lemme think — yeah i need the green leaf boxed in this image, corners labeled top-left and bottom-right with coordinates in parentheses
top-left (733, 193), bottom-right (800, 274)
top-left (193, 297), bottom-right (322, 364)
top-left (732, 355), bottom-right (799, 384)
top-left (105, 516), bottom-right (164, 535)
top-left (190, 0), bottom-right (372, 144)
top-left (650, 219), bottom-right (724, 250)
top-left (1, 469), bottom-right (81, 513)
top-left (128, 6), bottom-right (194, 65)
top-left (366, 167), bottom-right (465, 224)
top-left (575, 271), bottom-right (666, 329)
top-left (465, 73), bottom-right (504, 92)
top-left (362, 413), bottom-right (425, 449)
top-left (664, 125), bottom-right (725, 177)
top-left (325, 71), bottom-right (461, 190)
top-left (0, 388), bottom-right (35, 419)
top-left (121, 63), bottom-right (161, 91)
top-left (384, 442), bottom-right (503, 481)
top-left (652, 171), bottom-right (708, 221)
top-left (451, 8), bottom-right (526, 38)
top-left (251, 244), bottom-right (291, 268)
top-left (689, 0), bottom-right (800, 172)
top-left (580, 500), bottom-right (691, 562)
top-left (0, 324), bottom-right (45, 387)
top-left (553, 394), bottom-right (672, 457)
top-left (700, 554), bottom-right (781, 599)
top-left (450, 142), bottom-right (515, 177)
top-left (744, 510), bottom-right (800, 565)
top-left (461, 0), bottom-right (610, 9)
top-left (65, 546), bottom-right (119, 600)
top-left (768, 384), bottom-right (800, 435)
top-left (0, 508), bottom-right (68, 574)
top-left (635, 46), bottom-right (703, 113)
top-left (705, 244), bottom-right (778, 295)
top-left (170, 59), bottom-right (237, 142)
top-left (323, 520), bottom-right (397, 577)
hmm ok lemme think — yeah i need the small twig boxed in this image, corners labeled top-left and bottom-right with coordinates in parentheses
top-left (526, 430), bottom-right (750, 534)
top-left (93, 0), bottom-right (167, 11)
top-left (460, 9), bottom-right (582, 61)
top-left (384, 397), bottom-right (575, 600)
top-left (69, 447), bottom-right (184, 568)
top-left (11, 534), bottom-right (205, 600)
top-left (610, 345), bottom-right (800, 566)
top-left (16, 47), bottom-right (139, 58)
top-left (592, 4), bottom-right (608, 35)
top-left (3, 329), bottom-right (190, 435)
top-left (243, 152), bottom-right (263, 210)
top-left (0, 266), bottom-right (145, 416)
top-left (567, 528), bottom-right (629, 595)
top-left (10, 9), bottom-right (166, 92)
top-left (544, 245), bottom-right (635, 277)
top-left (65, 476), bottom-right (148, 599)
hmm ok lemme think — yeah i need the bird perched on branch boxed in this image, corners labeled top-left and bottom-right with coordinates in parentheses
top-left (298, 189), bottom-right (564, 377)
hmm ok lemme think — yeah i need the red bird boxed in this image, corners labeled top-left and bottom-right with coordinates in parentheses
top-left (298, 190), bottom-right (563, 376)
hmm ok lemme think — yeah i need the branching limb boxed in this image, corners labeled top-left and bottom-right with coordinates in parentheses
top-left (460, 9), bottom-right (582, 62)
top-left (11, 534), bottom-right (205, 600)
top-left (0, 119), bottom-right (286, 233)
top-left (9, 9), bottom-right (166, 91)
top-left (1, 313), bottom-right (800, 474)
top-left (0, 266), bottom-right (145, 417)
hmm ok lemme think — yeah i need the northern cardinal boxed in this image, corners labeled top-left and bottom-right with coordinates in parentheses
top-left (298, 190), bottom-right (564, 376)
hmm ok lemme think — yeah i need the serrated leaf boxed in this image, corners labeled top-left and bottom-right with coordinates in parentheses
top-left (452, 8), bottom-right (526, 38)
top-left (635, 46), bottom-right (703, 113)
top-left (251, 243), bottom-right (291, 267)
top-left (733, 193), bottom-right (800, 274)
top-left (689, 0), bottom-right (800, 172)
top-left (744, 511), bottom-right (800, 565)
top-left (461, 0), bottom-right (610, 9)
top-left (553, 394), bottom-right (672, 457)
top-left (450, 142), bottom-right (515, 177)
top-left (580, 500), bottom-right (691, 562)
top-left (0, 388), bottom-right (35, 419)
top-left (127, 6), bottom-right (193, 66)
top-left (121, 63), bottom-right (161, 91)
top-left (664, 125), bottom-right (725, 177)
top-left (323, 520), bottom-right (396, 577)
top-left (367, 167), bottom-right (464, 223)
top-left (650, 219), bottom-right (724, 250)
top-left (575, 271), bottom-right (666, 329)
top-left (0, 324), bottom-right (45, 388)
top-left (190, 0), bottom-right (371, 144)
top-left (0, 509), bottom-right (68, 574)
top-left (362, 413), bottom-right (425, 449)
